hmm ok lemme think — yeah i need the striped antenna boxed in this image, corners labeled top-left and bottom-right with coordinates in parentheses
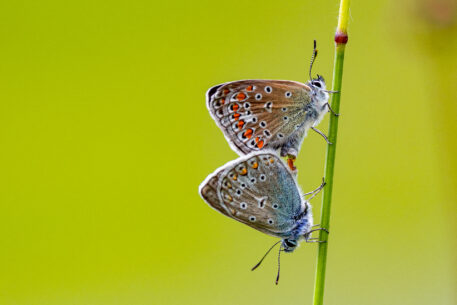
top-left (309, 40), bottom-right (318, 81)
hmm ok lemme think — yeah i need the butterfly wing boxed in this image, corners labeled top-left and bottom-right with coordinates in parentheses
top-left (206, 80), bottom-right (313, 155)
top-left (199, 151), bottom-right (305, 238)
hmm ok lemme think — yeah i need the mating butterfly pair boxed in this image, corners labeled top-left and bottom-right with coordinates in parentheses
top-left (199, 41), bottom-right (336, 283)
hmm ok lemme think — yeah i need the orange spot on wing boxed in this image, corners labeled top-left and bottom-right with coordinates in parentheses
top-left (240, 168), bottom-right (247, 175)
top-left (220, 98), bottom-right (225, 105)
top-left (223, 89), bottom-right (230, 95)
top-left (257, 140), bottom-right (264, 149)
top-left (244, 129), bottom-right (253, 139)
top-left (232, 104), bottom-right (239, 111)
top-left (255, 137), bottom-right (260, 143)
top-left (233, 113), bottom-right (241, 120)
top-left (246, 85), bottom-right (253, 91)
top-left (232, 175), bottom-right (237, 181)
top-left (236, 92), bottom-right (246, 101)
top-left (252, 162), bottom-right (258, 169)
top-left (237, 120), bottom-right (245, 129)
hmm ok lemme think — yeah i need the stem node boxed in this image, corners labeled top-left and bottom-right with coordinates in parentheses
top-left (334, 32), bottom-right (348, 44)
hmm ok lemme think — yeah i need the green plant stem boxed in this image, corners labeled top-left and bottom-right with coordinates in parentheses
top-left (312, 0), bottom-right (350, 305)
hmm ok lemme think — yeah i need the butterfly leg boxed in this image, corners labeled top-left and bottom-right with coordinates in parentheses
top-left (311, 127), bottom-right (332, 145)
top-left (305, 227), bottom-right (329, 243)
top-left (326, 102), bottom-right (340, 116)
top-left (302, 178), bottom-right (326, 197)
top-left (306, 238), bottom-right (326, 243)
top-left (308, 227), bottom-right (329, 234)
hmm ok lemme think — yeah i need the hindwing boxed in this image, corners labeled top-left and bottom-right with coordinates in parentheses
top-left (199, 151), bottom-right (305, 238)
top-left (206, 80), bottom-right (313, 155)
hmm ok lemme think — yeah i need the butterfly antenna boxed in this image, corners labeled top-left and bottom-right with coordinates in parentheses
top-left (275, 246), bottom-right (282, 285)
top-left (309, 40), bottom-right (318, 81)
top-left (251, 240), bottom-right (282, 271)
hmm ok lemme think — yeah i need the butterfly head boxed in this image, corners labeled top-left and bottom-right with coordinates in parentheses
top-left (307, 74), bottom-right (329, 104)
top-left (281, 239), bottom-right (298, 253)
top-left (280, 199), bottom-right (313, 253)
top-left (311, 74), bottom-right (325, 88)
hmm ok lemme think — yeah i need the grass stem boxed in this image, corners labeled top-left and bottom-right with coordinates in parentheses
top-left (312, 0), bottom-right (350, 304)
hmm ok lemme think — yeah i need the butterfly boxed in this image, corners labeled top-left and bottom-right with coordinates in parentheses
top-left (199, 151), bottom-right (327, 284)
top-left (205, 41), bottom-right (338, 171)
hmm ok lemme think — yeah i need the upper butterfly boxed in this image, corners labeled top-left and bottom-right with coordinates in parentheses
top-left (206, 41), bottom-right (336, 171)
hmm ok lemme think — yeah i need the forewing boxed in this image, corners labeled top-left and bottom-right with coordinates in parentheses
top-left (206, 80), bottom-right (312, 154)
top-left (199, 151), bottom-right (304, 238)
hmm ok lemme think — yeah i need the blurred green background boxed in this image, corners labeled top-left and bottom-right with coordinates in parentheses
top-left (1, 0), bottom-right (456, 304)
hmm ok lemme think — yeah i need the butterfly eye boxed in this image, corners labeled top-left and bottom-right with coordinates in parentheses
top-left (313, 81), bottom-right (322, 88)
top-left (284, 239), bottom-right (297, 247)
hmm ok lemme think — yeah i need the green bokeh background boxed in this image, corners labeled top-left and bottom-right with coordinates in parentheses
top-left (1, 1), bottom-right (456, 304)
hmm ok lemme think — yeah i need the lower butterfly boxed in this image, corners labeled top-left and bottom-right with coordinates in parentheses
top-left (205, 41), bottom-right (338, 171)
top-left (199, 151), bottom-right (328, 284)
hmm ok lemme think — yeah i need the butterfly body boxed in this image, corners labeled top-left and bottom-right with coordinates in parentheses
top-left (199, 151), bottom-right (314, 252)
top-left (206, 77), bottom-right (329, 159)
